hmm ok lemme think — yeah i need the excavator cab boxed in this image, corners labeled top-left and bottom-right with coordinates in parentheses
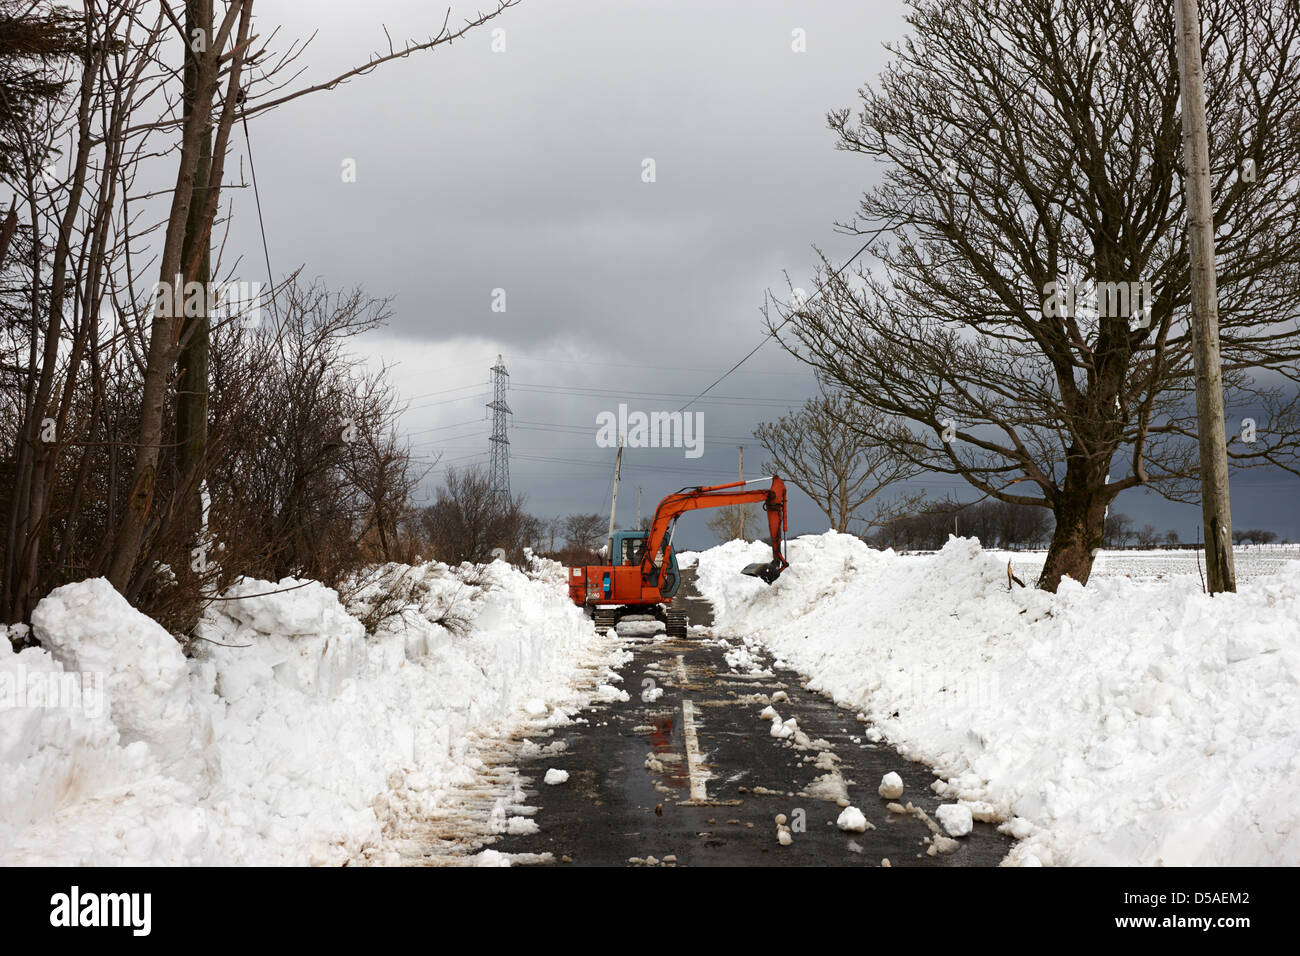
top-left (609, 529), bottom-right (679, 598)
top-left (610, 530), bottom-right (646, 567)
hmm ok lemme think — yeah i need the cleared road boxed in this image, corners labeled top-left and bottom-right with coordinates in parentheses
top-left (489, 569), bottom-right (1014, 866)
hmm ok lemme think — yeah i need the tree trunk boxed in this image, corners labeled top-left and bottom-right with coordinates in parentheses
top-left (1038, 455), bottom-right (1112, 591)
top-left (108, 0), bottom-right (252, 596)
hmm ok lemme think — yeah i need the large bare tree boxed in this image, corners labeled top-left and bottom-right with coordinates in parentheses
top-left (755, 385), bottom-right (924, 533)
top-left (775, 0), bottom-right (1300, 590)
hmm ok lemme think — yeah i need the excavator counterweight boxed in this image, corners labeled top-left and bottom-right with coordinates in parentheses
top-left (568, 476), bottom-right (789, 637)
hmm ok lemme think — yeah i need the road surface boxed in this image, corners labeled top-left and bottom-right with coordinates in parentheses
top-left (465, 568), bottom-right (1014, 866)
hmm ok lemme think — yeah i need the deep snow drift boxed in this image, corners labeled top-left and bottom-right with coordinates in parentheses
top-left (1, 558), bottom-right (620, 865)
top-left (695, 533), bottom-right (1300, 866)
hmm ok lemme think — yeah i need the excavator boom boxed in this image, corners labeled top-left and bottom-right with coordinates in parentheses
top-left (641, 476), bottom-right (789, 587)
top-left (567, 475), bottom-right (789, 637)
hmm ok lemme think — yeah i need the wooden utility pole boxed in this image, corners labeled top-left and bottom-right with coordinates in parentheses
top-left (178, 0), bottom-right (212, 535)
top-left (606, 439), bottom-right (623, 554)
top-left (738, 445), bottom-right (743, 481)
top-left (636, 484), bottom-right (642, 530)
top-left (1174, 0), bottom-right (1236, 592)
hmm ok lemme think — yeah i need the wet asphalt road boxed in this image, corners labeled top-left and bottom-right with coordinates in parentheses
top-left (489, 569), bottom-right (1014, 866)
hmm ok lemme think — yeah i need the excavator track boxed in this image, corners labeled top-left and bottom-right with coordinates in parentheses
top-left (665, 609), bottom-right (689, 640)
top-left (592, 608), bottom-right (620, 633)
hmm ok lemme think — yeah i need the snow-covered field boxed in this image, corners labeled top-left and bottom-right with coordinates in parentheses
top-left (0, 557), bottom-right (624, 865)
top-left (695, 533), bottom-right (1300, 866)
top-left (1001, 545), bottom-right (1300, 586)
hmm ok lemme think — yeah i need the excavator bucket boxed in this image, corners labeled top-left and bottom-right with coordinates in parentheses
top-left (741, 560), bottom-right (785, 584)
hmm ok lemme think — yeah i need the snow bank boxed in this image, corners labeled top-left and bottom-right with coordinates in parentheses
top-left (696, 532), bottom-right (1300, 866)
top-left (33, 579), bottom-right (216, 788)
top-left (1, 557), bottom-right (611, 865)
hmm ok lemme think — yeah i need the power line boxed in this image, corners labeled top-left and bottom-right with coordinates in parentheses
top-left (403, 416), bottom-right (487, 438)
top-left (405, 391), bottom-right (490, 413)
top-left (502, 352), bottom-right (817, 379)
top-left (513, 452), bottom-right (740, 478)
top-left (511, 419), bottom-right (758, 442)
top-left (241, 114), bottom-right (280, 328)
top-left (401, 381), bottom-right (487, 402)
top-left (512, 382), bottom-right (801, 407)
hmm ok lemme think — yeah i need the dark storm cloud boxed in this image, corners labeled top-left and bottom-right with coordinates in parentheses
top-left (219, 0), bottom-right (1299, 543)
top-left (233, 0), bottom-right (896, 350)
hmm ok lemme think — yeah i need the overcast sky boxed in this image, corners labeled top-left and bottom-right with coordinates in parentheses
top-left (220, 0), bottom-right (1300, 548)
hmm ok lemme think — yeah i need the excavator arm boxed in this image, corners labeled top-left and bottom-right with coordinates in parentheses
top-left (641, 476), bottom-right (789, 587)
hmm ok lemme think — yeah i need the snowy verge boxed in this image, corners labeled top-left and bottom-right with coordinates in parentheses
top-left (1, 557), bottom-right (614, 864)
top-left (695, 532), bottom-right (1300, 866)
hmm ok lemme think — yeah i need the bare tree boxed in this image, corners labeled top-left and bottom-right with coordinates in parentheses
top-left (1104, 512), bottom-right (1135, 548)
top-left (774, 0), bottom-right (1300, 590)
top-left (2, 2), bottom-right (172, 620)
top-left (1136, 523), bottom-right (1160, 548)
top-left (420, 465), bottom-right (528, 565)
top-left (1234, 527), bottom-right (1277, 545)
top-left (108, 0), bottom-right (257, 590)
top-left (870, 495), bottom-right (1052, 550)
top-left (339, 372), bottom-right (432, 564)
top-left (755, 384), bottom-right (924, 533)
top-left (706, 504), bottom-right (757, 543)
top-left (563, 513), bottom-right (607, 552)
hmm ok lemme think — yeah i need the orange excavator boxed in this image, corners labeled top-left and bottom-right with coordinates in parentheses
top-left (567, 476), bottom-right (789, 638)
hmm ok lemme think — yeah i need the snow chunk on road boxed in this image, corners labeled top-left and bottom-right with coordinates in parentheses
top-left (594, 684), bottom-right (630, 703)
top-left (937, 803), bottom-right (974, 837)
top-left (837, 806), bottom-right (872, 833)
top-left (544, 768), bottom-right (569, 786)
top-left (771, 717), bottom-right (797, 740)
top-left (878, 772), bottom-right (904, 800)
